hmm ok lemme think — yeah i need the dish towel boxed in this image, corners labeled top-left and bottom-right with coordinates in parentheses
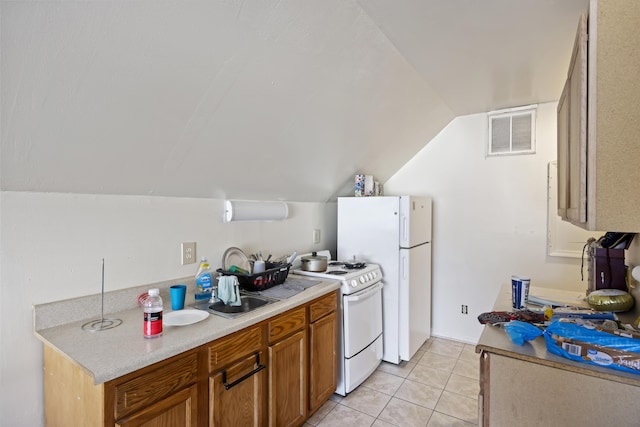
top-left (218, 275), bottom-right (241, 306)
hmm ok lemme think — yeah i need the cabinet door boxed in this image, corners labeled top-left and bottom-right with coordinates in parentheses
top-left (566, 13), bottom-right (588, 224)
top-left (115, 385), bottom-right (198, 427)
top-left (269, 330), bottom-right (307, 427)
top-left (210, 351), bottom-right (267, 427)
top-left (308, 311), bottom-right (337, 413)
top-left (483, 352), bottom-right (640, 425)
top-left (557, 80), bottom-right (569, 220)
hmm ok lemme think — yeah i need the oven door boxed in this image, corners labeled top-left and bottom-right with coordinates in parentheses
top-left (343, 281), bottom-right (383, 358)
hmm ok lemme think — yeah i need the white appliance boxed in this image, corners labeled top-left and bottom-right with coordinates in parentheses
top-left (337, 196), bottom-right (432, 364)
top-left (292, 250), bottom-right (383, 396)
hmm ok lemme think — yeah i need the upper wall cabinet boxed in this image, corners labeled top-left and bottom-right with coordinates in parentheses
top-left (557, 0), bottom-right (640, 232)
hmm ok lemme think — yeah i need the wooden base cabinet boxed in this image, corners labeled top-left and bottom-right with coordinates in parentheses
top-left (43, 290), bottom-right (339, 427)
top-left (268, 306), bottom-right (307, 427)
top-left (266, 292), bottom-right (338, 426)
top-left (44, 345), bottom-right (201, 427)
top-left (268, 330), bottom-right (307, 427)
top-left (208, 324), bottom-right (267, 427)
top-left (210, 351), bottom-right (267, 427)
top-left (308, 297), bottom-right (338, 413)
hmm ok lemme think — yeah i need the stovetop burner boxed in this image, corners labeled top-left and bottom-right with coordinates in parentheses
top-left (327, 270), bottom-right (349, 275)
top-left (328, 261), bottom-right (365, 270)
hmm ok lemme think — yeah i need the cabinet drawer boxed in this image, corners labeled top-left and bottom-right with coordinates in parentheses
top-left (209, 324), bottom-right (265, 372)
top-left (309, 291), bottom-right (337, 323)
top-left (269, 307), bottom-right (306, 344)
top-left (114, 352), bottom-right (198, 420)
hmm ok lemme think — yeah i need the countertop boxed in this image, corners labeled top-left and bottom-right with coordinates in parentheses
top-left (34, 274), bottom-right (341, 385)
top-left (476, 284), bottom-right (640, 387)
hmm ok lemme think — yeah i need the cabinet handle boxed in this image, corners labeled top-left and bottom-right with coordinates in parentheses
top-left (222, 352), bottom-right (266, 390)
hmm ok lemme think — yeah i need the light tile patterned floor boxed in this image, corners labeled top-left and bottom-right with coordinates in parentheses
top-left (305, 337), bottom-right (479, 427)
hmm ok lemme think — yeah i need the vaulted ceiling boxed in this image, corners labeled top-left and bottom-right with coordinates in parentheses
top-left (1, 0), bottom-right (589, 202)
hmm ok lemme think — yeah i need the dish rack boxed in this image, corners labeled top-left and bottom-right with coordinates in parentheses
top-left (216, 262), bottom-right (291, 292)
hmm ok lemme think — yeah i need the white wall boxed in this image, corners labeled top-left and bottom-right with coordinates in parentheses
top-left (385, 102), bottom-right (586, 343)
top-left (0, 192), bottom-right (336, 426)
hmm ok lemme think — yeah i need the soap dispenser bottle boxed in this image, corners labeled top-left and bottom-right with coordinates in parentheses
top-left (195, 257), bottom-right (213, 301)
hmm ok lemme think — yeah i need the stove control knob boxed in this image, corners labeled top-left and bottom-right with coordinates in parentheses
top-left (350, 280), bottom-right (358, 288)
top-left (372, 271), bottom-right (377, 279)
top-left (359, 276), bottom-right (366, 283)
top-left (366, 273), bottom-right (373, 280)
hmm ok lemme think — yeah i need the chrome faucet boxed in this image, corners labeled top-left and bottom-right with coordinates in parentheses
top-left (208, 286), bottom-right (219, 303)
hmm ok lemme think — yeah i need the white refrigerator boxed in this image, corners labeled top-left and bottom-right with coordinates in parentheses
top-left (337, 196), bottom-right (432, 364)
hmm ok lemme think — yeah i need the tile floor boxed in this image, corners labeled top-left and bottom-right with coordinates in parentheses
top-left (305, 337), bottom-right (480, 427)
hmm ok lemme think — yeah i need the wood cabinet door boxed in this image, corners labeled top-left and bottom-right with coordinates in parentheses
top-left (210, 351), bottom-right (267, 427)
top-left (268, 330), bottom-right (307, 427)
top-left (308, 311), bottom-right (337, 413)
top-left (566, 12), bottom-right (588, 225)
top-left (557, 80), bottom-right (570, 220)
top-left (115, 384), bottom-right (198, 427)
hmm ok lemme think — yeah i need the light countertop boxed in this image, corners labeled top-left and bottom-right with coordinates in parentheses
top-left (34, 274), bottom-right (340, 384)
top-left (476, 284), bottom-right (640, 387)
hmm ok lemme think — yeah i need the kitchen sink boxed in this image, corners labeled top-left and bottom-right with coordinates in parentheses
top-left (190, 294), bottom-right (276, 319)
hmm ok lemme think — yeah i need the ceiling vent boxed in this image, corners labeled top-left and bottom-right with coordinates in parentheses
top-left (487, 105), bottom-right (536, 156)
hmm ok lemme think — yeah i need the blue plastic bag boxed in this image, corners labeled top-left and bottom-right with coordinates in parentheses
top-left (503, 320), bottom-right (544, 346)
top-left (544, 319), bottom-right (640, 374)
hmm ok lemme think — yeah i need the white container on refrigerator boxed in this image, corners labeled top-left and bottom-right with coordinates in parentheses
top-left (337, 196), bottom-right (432, 363)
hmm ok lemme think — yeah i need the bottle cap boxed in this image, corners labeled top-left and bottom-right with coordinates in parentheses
top-left (148, 288), bottom-right (160, 296)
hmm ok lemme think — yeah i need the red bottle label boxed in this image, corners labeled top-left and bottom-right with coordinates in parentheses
top-left (144, 311), bottom-right (163, 337)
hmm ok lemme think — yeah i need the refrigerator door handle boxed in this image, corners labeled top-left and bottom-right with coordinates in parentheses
top-left (401, 254), bottom-right (408, 280)
top-left (401, 215), bottom-right (408, 243)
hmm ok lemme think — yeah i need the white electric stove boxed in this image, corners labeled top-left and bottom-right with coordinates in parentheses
top-left (292, 251), bottom-right (384, 396)
top-left (293, 260), bottom-right (382, 294)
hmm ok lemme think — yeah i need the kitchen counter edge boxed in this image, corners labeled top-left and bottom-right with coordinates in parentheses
top-left (34, 275), bottom-right (341, 385)
top-left (476, 284), bottom-right (640, 388)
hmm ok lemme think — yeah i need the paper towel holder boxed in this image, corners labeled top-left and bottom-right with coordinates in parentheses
top-left (224, 200), bottom-right (289, 222)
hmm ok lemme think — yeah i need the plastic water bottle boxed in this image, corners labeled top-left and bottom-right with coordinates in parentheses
top-left (195, 257), bottom-right (214, 300)
top-left (143, 288), bottom-right (163, 338)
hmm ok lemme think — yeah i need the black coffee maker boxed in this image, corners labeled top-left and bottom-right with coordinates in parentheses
top-left (585, 232), bottom-right (636, 294)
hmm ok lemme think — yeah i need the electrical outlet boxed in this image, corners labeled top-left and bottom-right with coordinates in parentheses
top-left (313, 229), bottom-right (321, 244)
top-left (461, 304), bottom-right (468, 314)
top-left (181, 242), bottom-right (196, 265)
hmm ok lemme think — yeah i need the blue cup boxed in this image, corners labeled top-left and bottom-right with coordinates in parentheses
top-left (511, 276), bottom-right (530, 310)
top-left (170, 284), bottom-right (187, 310)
